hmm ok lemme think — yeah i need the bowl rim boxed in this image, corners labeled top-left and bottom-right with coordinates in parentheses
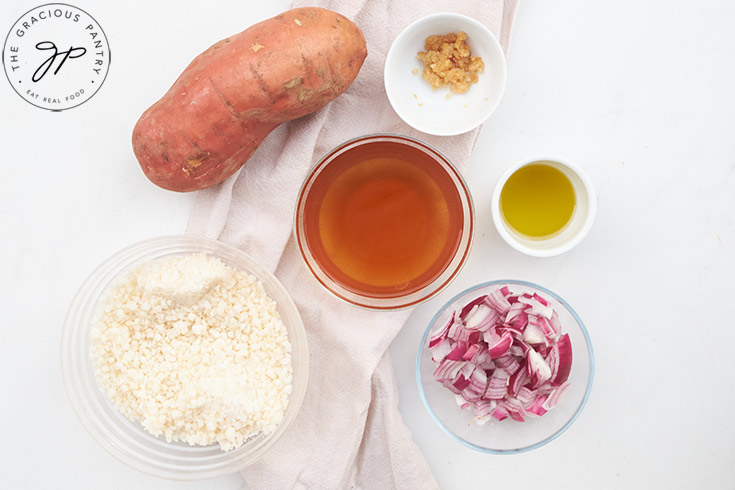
top-left (384, 12), bottom-right (508, 136)
top-left (415, 279), bottom-right (595, 454)
top-left (60, 234), bottom-right (309, 479)
top-left (491, 155), bottom-right (598, 257)
top-left (292, 132), bottom-right (475, 311)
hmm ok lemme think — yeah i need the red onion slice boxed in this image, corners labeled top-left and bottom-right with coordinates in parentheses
top-left (498, 323), bottom-right (524, 339)
top-left (488, 331), bottom-right (513, 359)
top-left (495, 355), bottom-right (521, 375)
top-left (447, 321), bottom-right (463, 340)
top-left (507, 362), bottom-right (528, 397)
top-left (550, 310), bottom-right (562, 336)
top-left (471, 347), bottom-right (495, 371)
top-left (518, 295), bottom-right (553, 319)
top-left (462, 343), bottom-right (479, 361)
top-left (465, 304), bottom-right (500, 331)
top-left (526, 395), bottom-right (549, 417)
top-left (455, 394), bottom-right (471, 410)
top-left (484, 372), bottom-right (509, 400)
top-left (433, 359), bottom-right (465, 380)
top-left (483, 328), bottom-right (501, 346)
top-left (523, 315), bottom-right (547, 345)
top-left (543, 381), bottom-right (570, 410)
top-left (516, 386), bottom-right (536, 406)
top-left (505, 301), bottom-right (526, 324)
top-left (429, 312), bottom-right (454, 348)
top-left (430, 338), bottom-right (453, 362)
top-left (491, 405), bottom-right (509, 421)
top-left (527, 348), bottom-right (552, 388)
top-left (460, 296), bottom-right (489, 320)
top-left (547, 333), bottom-right (573, 385)
top-left (486, 287), bottom-right (512, 314)
top-left (446, 340), bottom-right (468, 361)
top-left (502, 398), bottom-right (526, 422)
top-left (453, 374), bottom-right (471, 391)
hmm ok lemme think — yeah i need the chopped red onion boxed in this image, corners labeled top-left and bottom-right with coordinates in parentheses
top-left (488, 331), bottom-right (513, 359)
top-left (429, 312), bottom-right (454, 348)
top-left (526, 395), bottom-right (549, 417)
top-left (527, 348), bottom-right (552, 388)
top-left (465, 304), bottom-right (500, 331)
top-left (446, 340), bottom-right (468, 361)
top-left (499, 323), bottom-right (524, 338)
top-left (547, 333), bottom-right (573, 385)
top-left (518, 294), bottom-right (553, 319)
top-left (502, 397), bottom-right (526, 422)
top-left (532, 292), bottom-right (549, 307)
top-left (486, 287), bottom-right (512, 314)
top-left (509, 344), bottom-right (525, 357)
top-left (491, 405), bottom-right (509, 421)
top-left (453, 373), bottom-right (471, 391)
top-left (433, 358), bottom-right (464, 380)
top-left (507, 363), bottom-right (528, 397)
top-left (543, 381), bottom-right (570, 410)
top-left (495, 355), bottom-right (520, 375)
top-left (447, 321), bottom-right (463, 341)
top-left (523, 316), bottom-right (546, 345)
top-left (505, 301), bottom-right (526, 324)
top-left (484, 370), bottom-right (509, 400)
top-left (455, 394), bottom-right (471, 410)
top-left (483, 328), bottom-right (501, 346)
top-left (431, 338), bottom-right (453, 362)
top-left (460, 296), bottom-right (488, 320)
top-left (516, 386), bottom-right (536, 406)
top-left (473, 399), bottom-right (495, 419)
top-left (550, 310), bottom-right (562, 336)
top-left (428, 286), bottom-right (573, 423)
top-left (462, 343), bottom-right (479, 361)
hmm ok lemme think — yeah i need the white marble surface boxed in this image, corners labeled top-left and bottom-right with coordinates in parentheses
top-left (2, 0), bottom-right (734, 488)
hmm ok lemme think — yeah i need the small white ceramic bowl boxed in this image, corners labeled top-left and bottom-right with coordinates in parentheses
top-left (384, 13), bottom-right (507, 136)
top-left (491, 156), bottom-right (597, 257)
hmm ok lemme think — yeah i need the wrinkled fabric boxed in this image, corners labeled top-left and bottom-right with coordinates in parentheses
top-left (187, 1), bottom-right (517, 488)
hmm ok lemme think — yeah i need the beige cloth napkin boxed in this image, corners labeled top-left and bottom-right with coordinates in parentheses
top-left (187, 0), bottom-right (517, 488)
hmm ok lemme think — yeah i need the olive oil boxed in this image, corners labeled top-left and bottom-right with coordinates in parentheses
top-left (302, 141), bottom-right (464, 297)
top-left (500, 163), bottom-right (576, 239)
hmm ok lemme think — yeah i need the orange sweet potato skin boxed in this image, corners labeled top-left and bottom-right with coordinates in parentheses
top-left (132, 8), bottom-right (367, 192)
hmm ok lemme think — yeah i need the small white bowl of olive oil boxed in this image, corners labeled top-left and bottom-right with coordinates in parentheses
top-left (491, 156), bottom-right (596, 257)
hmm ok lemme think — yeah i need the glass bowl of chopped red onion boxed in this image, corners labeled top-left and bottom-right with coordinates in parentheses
top-left (61, 235), bottom-right (309, 480)
top-left (417, 280), bottom-right (593, 454)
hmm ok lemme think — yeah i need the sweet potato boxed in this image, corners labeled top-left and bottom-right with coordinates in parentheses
top-left (132, 7), bottom-right (367, 192)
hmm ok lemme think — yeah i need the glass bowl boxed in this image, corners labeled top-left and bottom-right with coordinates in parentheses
top-left (416, 280), bottom-right (594, 454)
top-left (294, 134), bottom-right (474, 310)
top-left (61, 235), bottom-right (309, 480)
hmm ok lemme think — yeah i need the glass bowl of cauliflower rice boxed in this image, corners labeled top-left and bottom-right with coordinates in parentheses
top-left (61, 235), bottom-right (308, 480)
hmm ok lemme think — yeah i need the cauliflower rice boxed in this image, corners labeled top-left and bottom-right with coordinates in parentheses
top-left (90, 253), bottom-right (293, 451)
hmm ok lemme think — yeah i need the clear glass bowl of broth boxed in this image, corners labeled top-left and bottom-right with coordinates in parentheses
top-left (294, 134), bottom-right (475, 310)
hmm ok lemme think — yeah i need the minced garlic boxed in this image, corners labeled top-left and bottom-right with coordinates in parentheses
top-left (417, 32), bottom-right (484, 94)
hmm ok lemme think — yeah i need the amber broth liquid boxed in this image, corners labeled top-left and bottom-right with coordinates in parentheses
top-left (303, 141), bottom-right (464, 297)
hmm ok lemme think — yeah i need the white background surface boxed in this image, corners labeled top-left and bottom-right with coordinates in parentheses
top-left (2, 0), bottom-right (734, 489)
